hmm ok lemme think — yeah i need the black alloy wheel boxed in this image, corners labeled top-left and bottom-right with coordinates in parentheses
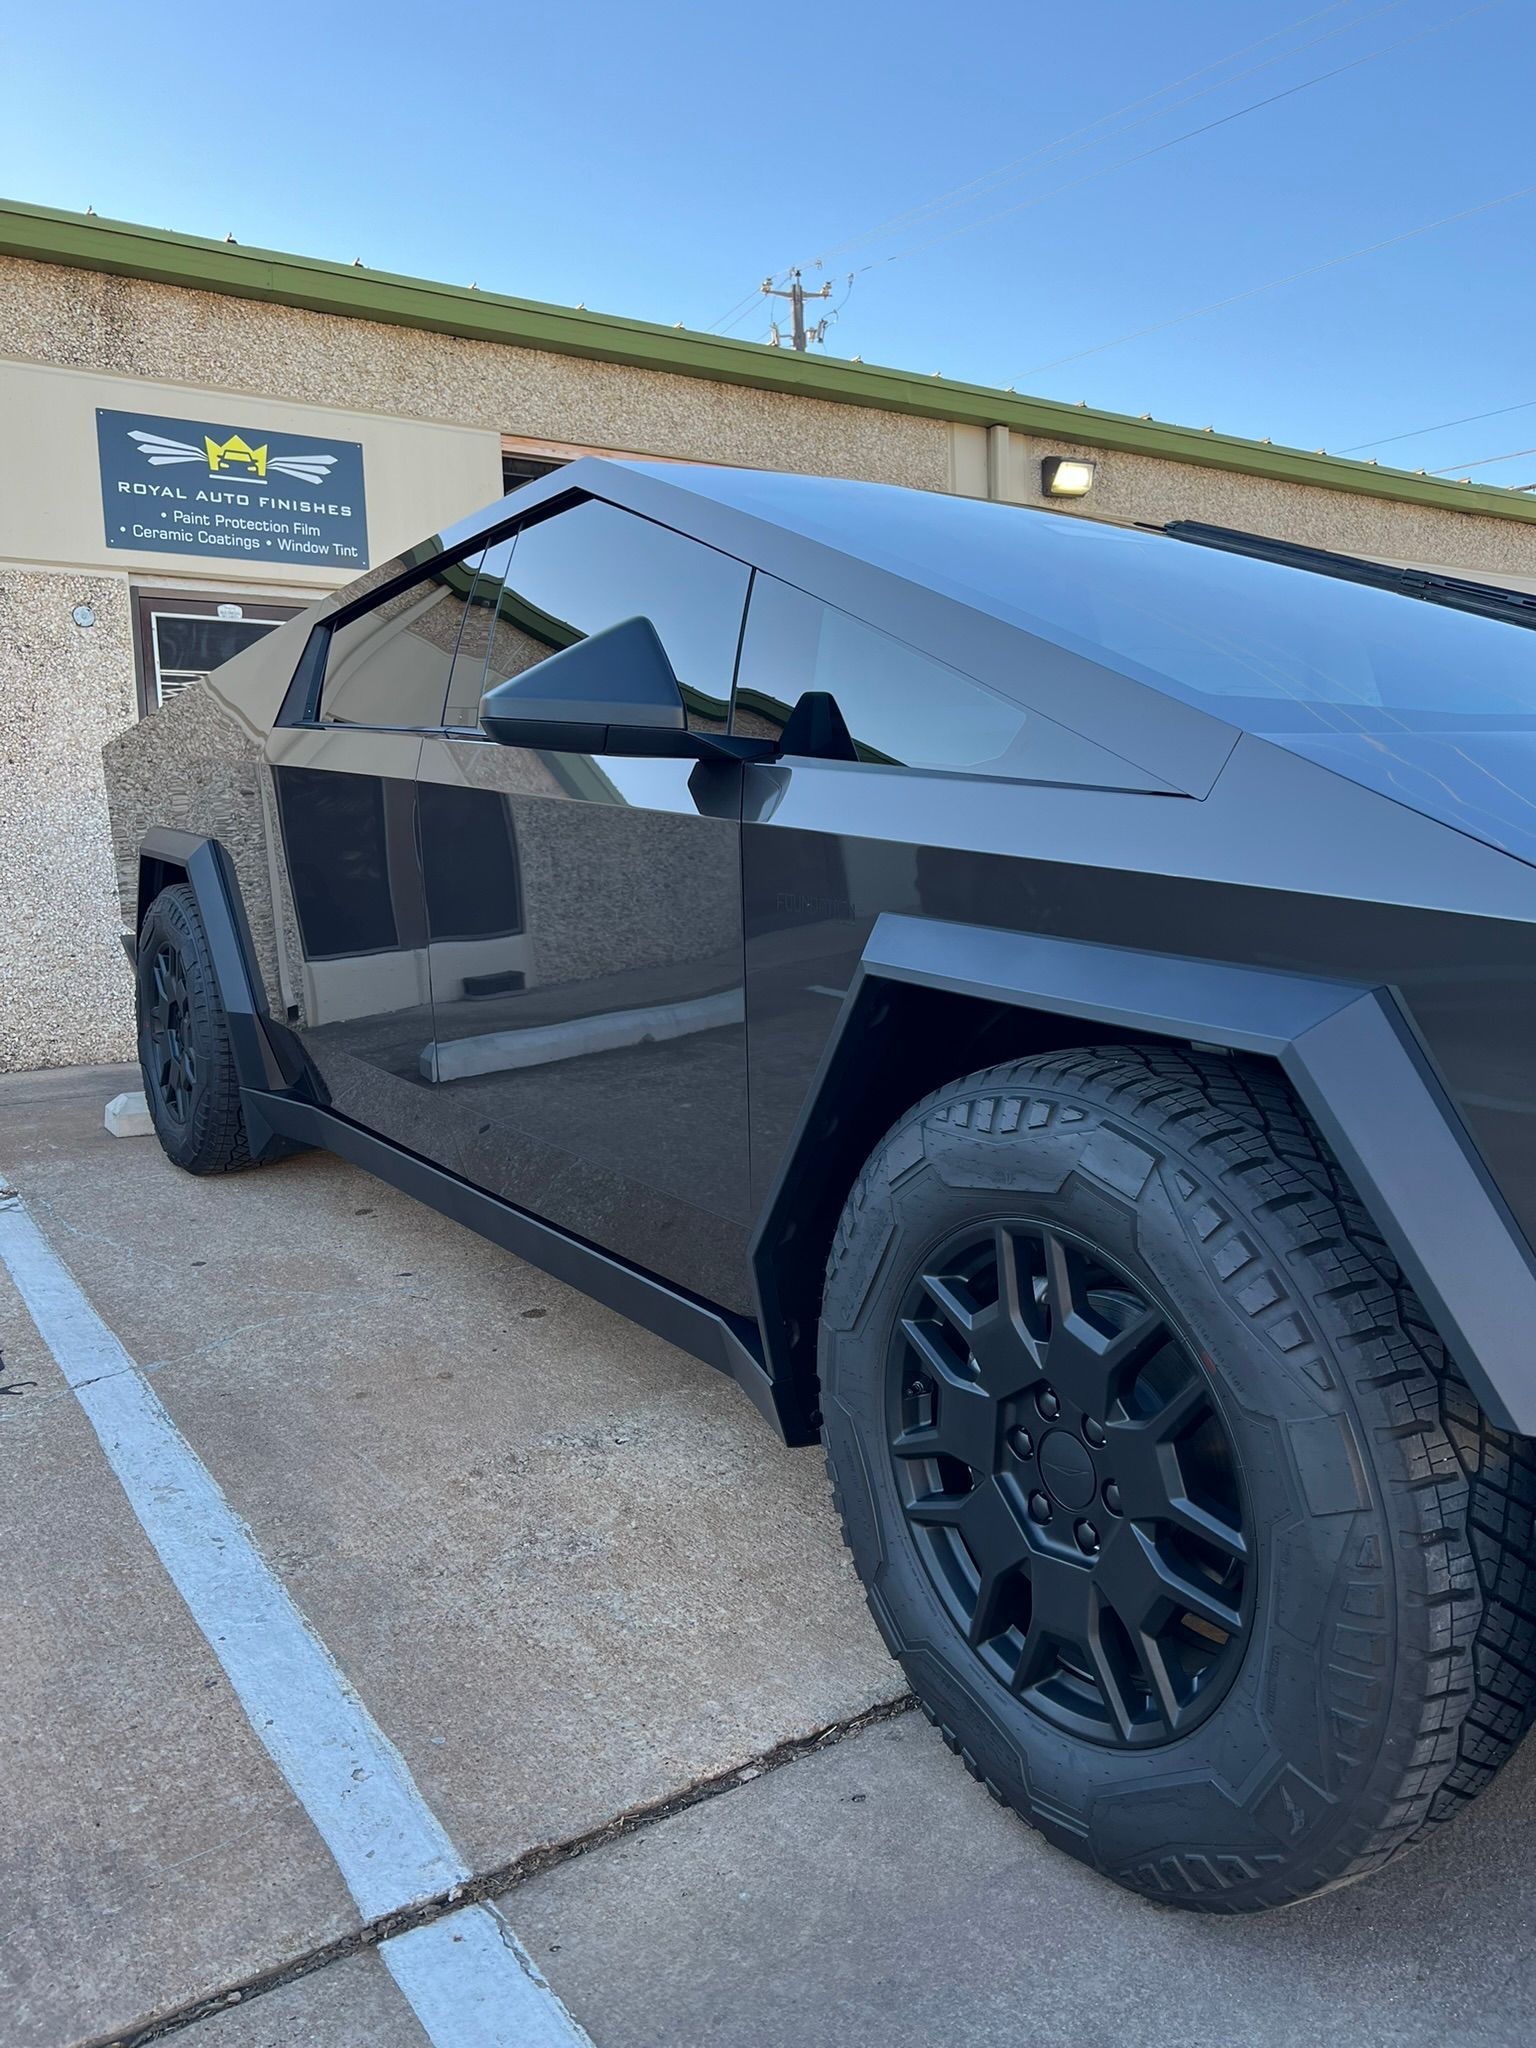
top-left (144, 937), bottom-right (198, 1128)
top-left (890, 1219), bottom-right (1248, 1748)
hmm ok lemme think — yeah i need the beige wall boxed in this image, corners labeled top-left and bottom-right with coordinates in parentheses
top-left (0, 355), bottom-right (502, 588)
top-left (949, 423), bottom-right (1536, 582)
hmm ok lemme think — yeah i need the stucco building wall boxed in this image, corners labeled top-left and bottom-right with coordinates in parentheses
top-left (950, 425), bottom-right (1536, 582)
top-left (0, 568), bottom-right (138, 1068)
top-left (0, 256), bottom-right (953, 489)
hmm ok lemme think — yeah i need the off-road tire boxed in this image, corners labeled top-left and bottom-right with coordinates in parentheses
top-left (136, 883), bottom-right (253, 1176)
top-left (819, 1044), bottom-right (1536, 1911)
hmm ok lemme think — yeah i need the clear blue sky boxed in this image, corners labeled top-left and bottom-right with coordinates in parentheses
top-left (4, 0), bottom-right (1532, 478)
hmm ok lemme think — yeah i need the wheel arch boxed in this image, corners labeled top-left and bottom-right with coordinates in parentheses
top-left (748, 911), bottom-right (1536, 1441)
top-left (134, 828), bottom-right (306, 1124)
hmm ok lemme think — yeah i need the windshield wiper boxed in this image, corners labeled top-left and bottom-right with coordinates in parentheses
top-left (1160, 522), bottom-right (1536, 633)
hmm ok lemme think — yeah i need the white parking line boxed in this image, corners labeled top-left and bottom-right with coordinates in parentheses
top-left (0, 1181), bottom-right (591, 2048)
top-left (383, 1908), bottom-right (576, 2047)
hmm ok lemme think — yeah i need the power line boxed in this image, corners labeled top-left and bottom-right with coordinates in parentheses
top-left (1431, 443), bottom-right (1536, 474)
top-left (872, 0), bottom-right (1505, 276)
top-left (706, 283), bottom-right (769, 333)
top-left (1338, 397), bottom-right (1536, 453)
top-left (1018, 179), bottom-right (1536, 376)
top-left (707, 0), bottom-right (1501, 353)
top-left (706, 277), bottom-right (778, 336)
top-left (707, 0), bottom-right (1380, 334)
top-left (806, 0), bottom-right (1391, 270)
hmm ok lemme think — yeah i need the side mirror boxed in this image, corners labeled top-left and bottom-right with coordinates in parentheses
top-left (480, 615), bottom-right (690, 753)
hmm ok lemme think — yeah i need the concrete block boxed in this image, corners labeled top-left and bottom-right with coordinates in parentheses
top-left (104, 1089), bottom-right (153, 1137)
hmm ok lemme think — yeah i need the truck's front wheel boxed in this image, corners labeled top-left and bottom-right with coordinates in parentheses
top-left (819, 1045), bottom-right (1536, 1911)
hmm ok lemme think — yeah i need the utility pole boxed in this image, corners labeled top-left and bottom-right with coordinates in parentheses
top-left (762, 267), bottom-right (834, 350)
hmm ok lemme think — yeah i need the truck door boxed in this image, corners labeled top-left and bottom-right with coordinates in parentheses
top-left (414, 498), bottom-right (757, 1312)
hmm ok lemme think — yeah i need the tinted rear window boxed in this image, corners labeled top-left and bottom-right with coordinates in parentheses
top-left (659, 467), bottom-right (1536, 735)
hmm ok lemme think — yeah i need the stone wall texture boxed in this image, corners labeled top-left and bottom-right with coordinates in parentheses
top-left (0, 257), bottom-right (952, 488)
top-left (0, 568), bottom-right (137, 1068)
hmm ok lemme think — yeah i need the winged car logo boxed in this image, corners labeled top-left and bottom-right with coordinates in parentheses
top-left (128, 427), bottom-right (339, 488)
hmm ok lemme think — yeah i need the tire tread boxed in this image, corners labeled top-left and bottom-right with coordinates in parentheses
top-left (820, 1044), bottom-right (1536, 1909)
top-left (137, 883), bottom-right (253, 1176)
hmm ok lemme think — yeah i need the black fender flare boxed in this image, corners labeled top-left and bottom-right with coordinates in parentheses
top-left (749, 912), bottom-right (1536, 1438)
top-left (133, 828), bottom-right (309, 1143)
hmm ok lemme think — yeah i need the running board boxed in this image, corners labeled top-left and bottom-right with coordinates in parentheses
top-left (242, 1090), bottom-right (797, 1441)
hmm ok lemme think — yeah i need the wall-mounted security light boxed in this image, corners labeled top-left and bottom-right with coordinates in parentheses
top-left (1041, 456), bottom-right (1097, 499)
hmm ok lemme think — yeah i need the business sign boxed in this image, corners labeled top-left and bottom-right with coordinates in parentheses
top-left (97, 408), bottom-right (369, 570)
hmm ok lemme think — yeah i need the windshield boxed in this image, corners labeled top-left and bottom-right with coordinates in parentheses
top-left (657, 466), bottom-right (1536, 736)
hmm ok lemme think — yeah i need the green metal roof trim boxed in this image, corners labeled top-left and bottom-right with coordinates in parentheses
top-left (4, 196), bottom-right (1533, 526)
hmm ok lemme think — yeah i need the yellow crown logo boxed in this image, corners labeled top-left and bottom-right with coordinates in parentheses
top-left (204, 433), bottom-right (269, 479)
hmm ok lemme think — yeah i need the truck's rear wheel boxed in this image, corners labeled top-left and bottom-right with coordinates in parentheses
top-left (136, 883), bottom-right (253, 1176)
top-left (819, 1045), bottom-right (1536, 1911)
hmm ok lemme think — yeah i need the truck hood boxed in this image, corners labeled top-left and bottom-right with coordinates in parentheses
top-left (1273, 726), bottom-right (1536, 870)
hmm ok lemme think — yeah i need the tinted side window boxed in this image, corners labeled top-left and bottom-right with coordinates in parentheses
top-left (442, 538), bottom-right (514, 729)
top-left (472, 500), bottom-right (749, 733)
top-left (417, 780), bottom-right (522, 940)
top-left (274, 767), bottom-right (400, 958)
top-left (733, 575), bottom-right (1028, 771)
top-left (319, 556), bottom-right (479, 728)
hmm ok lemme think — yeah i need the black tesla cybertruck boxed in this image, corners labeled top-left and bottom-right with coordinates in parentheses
top-left (104, 458), bottom-right (1536, 1912)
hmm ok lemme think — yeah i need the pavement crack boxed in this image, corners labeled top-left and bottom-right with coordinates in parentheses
top-left (478, 1689), bottom-right (917, 1898)
top-left (78, 1692), bottom-right (915, 2048)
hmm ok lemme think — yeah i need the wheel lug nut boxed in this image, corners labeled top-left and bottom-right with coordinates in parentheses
top-left (1028, 1490), bottom-right (1052, 1523)
top-left (1036, 1387), bottom-right (1060, 1420)
top-left (1083, 1417), bottom-right (1107, 1447)
top-left (1008, 1426), bottom-right (1034, 1459)
top-left (1103, 1481), bottom-right (1122, 1515)
top-left (1075, 1520), bottom-right (1100, 1554)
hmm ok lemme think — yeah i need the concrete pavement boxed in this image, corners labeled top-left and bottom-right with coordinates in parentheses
top-left (517, 1708), bottom-right (1536, 2048)
top-left (3, 1061), bottom-right (1535, 2047)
